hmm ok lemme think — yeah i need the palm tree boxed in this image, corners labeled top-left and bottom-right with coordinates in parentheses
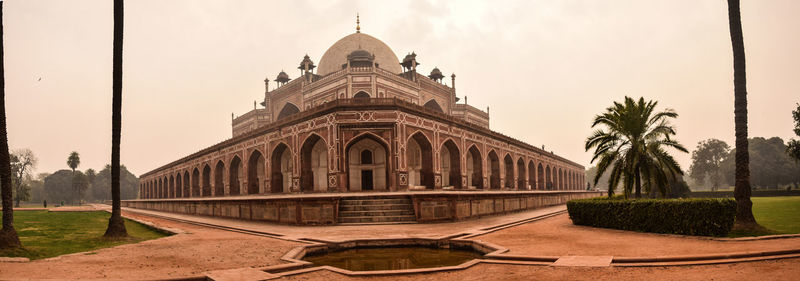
top-left (585, 96), bottom-right (688, 199)
top-left (0, 1), bottom-right (22, 249)
top-left (727, 0), bottom-right (757, 226)
top-left (104, 0), bottom-right (128, 238)
top-left (67, 151), bottom-right (80, 172)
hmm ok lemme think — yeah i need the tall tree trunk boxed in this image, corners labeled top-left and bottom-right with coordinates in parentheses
top-left (104, 0), bottom-right (128, 238)
top-left (634, 166), bottom-right (642, 198)
top-left (0, 1), bottom-right (21, 249)
top-left (727, 0), bottom-right (757, 225)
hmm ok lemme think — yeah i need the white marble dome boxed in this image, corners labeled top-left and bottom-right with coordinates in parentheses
top-left (317, 32), bottom-right (402, 76)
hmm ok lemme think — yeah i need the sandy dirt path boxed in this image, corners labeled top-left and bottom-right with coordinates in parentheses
top-left (0, 211), bottom-right (302, 280)
top-left (479, 214), bottom-right (800, 257)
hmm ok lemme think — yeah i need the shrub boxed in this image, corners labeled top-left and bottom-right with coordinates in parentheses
top-left (567, 198), bottom-right (736, 237)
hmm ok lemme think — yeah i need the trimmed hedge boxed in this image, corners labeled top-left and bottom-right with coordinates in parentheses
top-left (567, 198), bottom-right (737, 237)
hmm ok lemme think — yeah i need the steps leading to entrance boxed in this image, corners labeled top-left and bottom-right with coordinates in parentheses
top-left (338, 196), bottom-right (417, 224)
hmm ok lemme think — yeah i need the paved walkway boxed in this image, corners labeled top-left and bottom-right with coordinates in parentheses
top-left (118, 204), bottom-right (568, 242)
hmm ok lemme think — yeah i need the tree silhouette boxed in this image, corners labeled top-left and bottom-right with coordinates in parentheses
top-left (585, 96), bottom-right (688, 198)
top-left (0, 1), bottom-right (22, 249)
top-left (67, 151), bottom-right (80, 172)
top-left (689, 139), bottom-right (730, 191)
top-left (727, 0), bottom-right (758, 226)
top-left (104, 0), bottom-right (128, 238)
top-left (788, 104), bottom-right (800, 162)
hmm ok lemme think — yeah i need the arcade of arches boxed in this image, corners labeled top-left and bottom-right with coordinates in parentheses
top-left (139, 108), bottom-right (585, 199)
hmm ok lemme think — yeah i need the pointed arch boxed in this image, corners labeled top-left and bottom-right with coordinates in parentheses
top-left (503, 154), bottom-right (514, 189)
top-left (202, 164), bottom-right (212, 196)
top-left (175, 172), bottom-right (183, 198)
top-left (248, 149), bottom-right (266, 194)
top-left (277, 102), bottom-right (300, 120)
top-left (467, 144), bottom-right (483, 189)
top-left (345, 132), bottom-right (389, 191)
top-left (537, 163), bottom-right (544, 190)
top-left (423, 99), bottom-right (444, 113)
top-left (169, 175), bottom-right (175, 198)
top-left (229, 156), bottom-right (242, 195)
top-left (570, 171), bottom-right (574, 190)
top-left (192, 168), bottom-right (201, 196)
top-left (300, 133), bottom-right (329, 192)
top-left (528, 160), bottom-right (535, 190)
top-left (183, 171), bottom-right (190, 197)
top-left (157, 178), bottom-right (163, 198)
top-left (488, 150), bottom-right (501, 189)
top-left (545, 165), bottom-right (552, 190)
top-left (214, 160), bottom-right (225, 196)
top-left (516, 157), bottom-right (525, 190)
top-left (407, 131), bottom-right (434, 189)
top-left (270, 143), bottom-right (292, 193)
top-left (440, 139), bottom-right (462, 189)
top-left (353, 91), bottom-right (370, 99)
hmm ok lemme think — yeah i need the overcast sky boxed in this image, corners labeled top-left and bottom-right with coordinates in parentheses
top-left (4, 0), bottom-right (799, 177)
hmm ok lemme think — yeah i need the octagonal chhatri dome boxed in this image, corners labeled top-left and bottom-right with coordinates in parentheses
top-left (317, 32), bottom-right (402, 76)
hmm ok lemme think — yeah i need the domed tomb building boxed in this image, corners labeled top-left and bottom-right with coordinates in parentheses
top-left (137, 26), bottom-right (586, 203)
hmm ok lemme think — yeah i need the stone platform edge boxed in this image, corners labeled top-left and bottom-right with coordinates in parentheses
top-left (121, 191), bottom-right (602, 225)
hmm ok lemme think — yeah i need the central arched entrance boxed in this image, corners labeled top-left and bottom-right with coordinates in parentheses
top-left (466, 145), bottom-right (483, 189)
top-left (229, 156), bottom-right (242, 195)
top-left (346, 133), bottom-right (388, 191)
top-left (407, 132), bottom-right (434, 189)
top-left (270, 143), bottom-right (292, 193)
top-left (300, 134), bottom-right (328, 192)
top-left (440, 140), bottom-right (461, 189)
top-left (247, 150), bottom-right (265, 194)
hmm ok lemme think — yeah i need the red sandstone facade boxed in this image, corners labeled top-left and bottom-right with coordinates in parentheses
top-left (138, 30), bottom-right (585, 199)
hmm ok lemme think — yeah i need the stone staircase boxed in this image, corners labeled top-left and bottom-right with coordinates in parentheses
top-left (337, 196), bottom-right (417, 224)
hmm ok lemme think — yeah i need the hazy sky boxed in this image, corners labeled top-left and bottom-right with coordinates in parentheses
top-left (4, 0), bottom-right (799, 177)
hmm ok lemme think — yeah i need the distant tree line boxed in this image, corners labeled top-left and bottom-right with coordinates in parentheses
top-left (31, 165), bottom-right (139, 205)
top-left (690, 137), bottom-right (800, 190)
top-left (4, 149), bottom-right (140, 205)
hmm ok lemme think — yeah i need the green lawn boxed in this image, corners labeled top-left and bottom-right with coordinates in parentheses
top-left (751, 196), bottom-right (800, 234)
top-left (0, 211), bottom-right (169, 260)
top-left (728, 196), bottom-right (800, 237)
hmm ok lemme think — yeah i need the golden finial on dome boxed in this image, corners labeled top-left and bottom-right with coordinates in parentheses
top-left (356, 13), bottom-right (360, 33)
